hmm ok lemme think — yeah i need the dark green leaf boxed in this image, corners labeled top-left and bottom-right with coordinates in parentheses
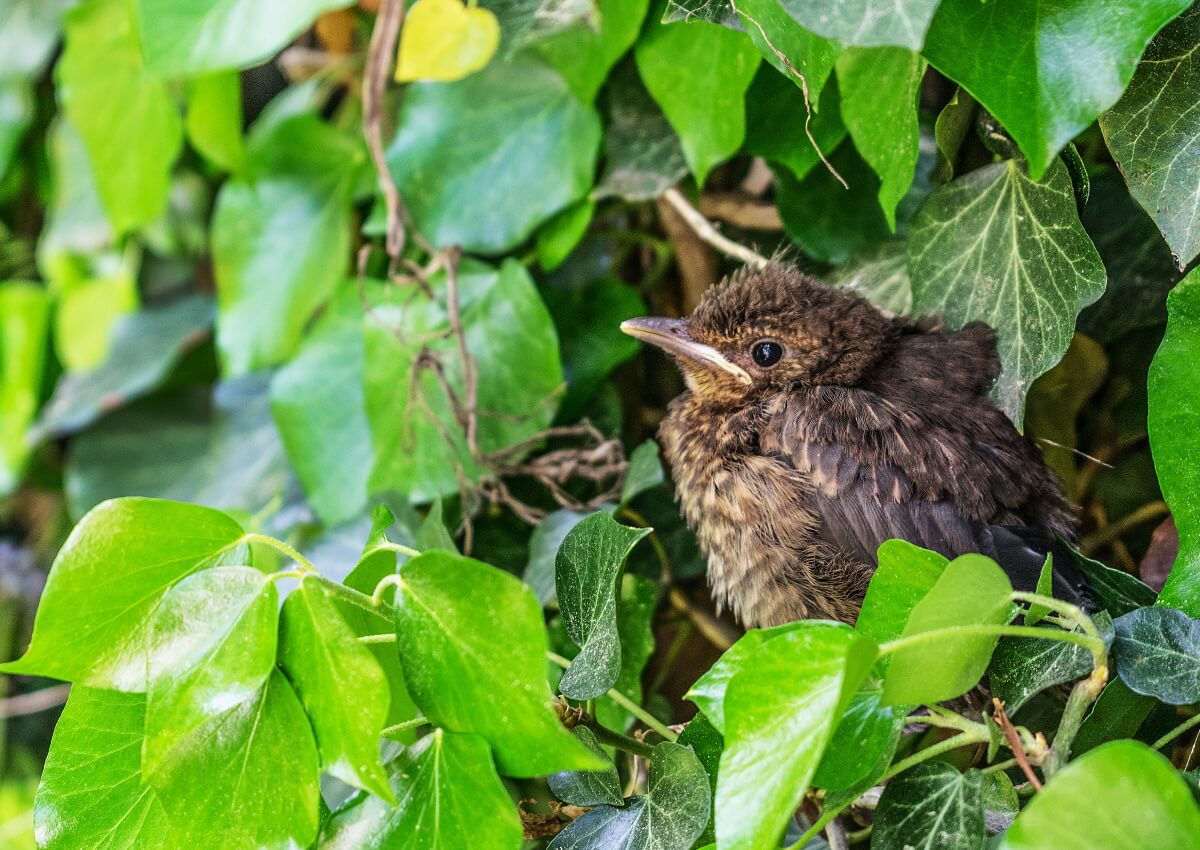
top-left (143, 567), bottom-right (279, 775)
top-left (990, 613), bottom-right (1114, 714)
top-left (270, 290), bottom-right (372, 525)
top-left (812, 687), bottom-right (903, 792)
top-left (1112, 606), bottom-right (1200, 705)
top-left (393, 550), bottom-right (604, 776)
top-left (677, 713), bottom-right (722, 844)
top-left (146, 671), bottom-right (319, 850)
top-left (621, 441), bottom-right (665, 505)
top-left (34, 296), bottom-right (213, 440)
top-left (0, 282), bottom-right (50, 495)
top-left (1072, 678), bottom-right (1156, 756)
top-left (931, 88), bottom-right (976, 184)
top-left (737, 0), bottom-right (839, 101)
top-left (1, 498), bottom-right (244, 690)
top-left (873, 763), bottom-right (984, 850)
top-left (1150, 269), bottom-right (1200, 615)
top-left (1101, 6), bottom-right (1200, 268)
top-left (907, 158), bottom-right (1107, 424)
top-left (882, 554), bottom-right (1013, 705)
top-left (836, 47), bottom-right (924, 229)
top-left (716, 623), bottom-right (876, 850)
top-left (525, 509), bottom-right (590, 606)
top-left (1061, 544), bottom-right (1157, 618)
top-left (320, 730), bottom-right (523, 850)
top-left (557, 512), bottom-right (651, 699)
top-left (999, 740), bottom-right (1200, 849)
top-left (538, 200), bottom-right (595, 272)
top-left (594, 63), bottom-right (688, 201)
top-left (831, 241), bottom-right (912, 315)
top-left (58, 0), bottom-right (183, 233)
top-left (280, 577), bottom-right (393, 802)
top-left (925, 0), bottom-right (1190, 179)
top-left (35, 687), bottom-right (173, 849)
top-left (548, 726), bottom-right (624, 806)
top-left (744, 68), bottom-right (845, 183)
top-left (0, 82), bottom-right (33, 182)
top-left (635, 16), bottom-right (760, 185)
top-left (214, 115), bottom-right (361, 374)
top-left (778, 0), bottom-right (940, 50)
top-left (549, 741), bottom-right (710, 850)
top-left (135, 0), bottom-right (353, 76)
top-left (775, 141), bottom-right (891, 264)
top-left (535, 0), bottom-right (650, 103)
top-left (596, 574), bottom-right (660, 732)
top-left (389, 53), bottom-right (600, 253)
top-left (364, 260), bottom-right (563, 501)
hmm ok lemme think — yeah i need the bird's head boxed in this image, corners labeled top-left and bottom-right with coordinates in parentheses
top-left (621, 264), bottom-right (896, 403)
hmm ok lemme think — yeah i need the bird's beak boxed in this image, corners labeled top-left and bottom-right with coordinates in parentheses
top-left (620, 317), bottom-right (752, 385)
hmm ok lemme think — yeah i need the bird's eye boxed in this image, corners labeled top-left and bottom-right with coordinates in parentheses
top-left (751, 340), bottom-right (783, 368)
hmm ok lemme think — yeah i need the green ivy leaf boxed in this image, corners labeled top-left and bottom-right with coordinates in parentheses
top-left (831, 241), bottom-right (913, 315)
top-left (35, 687), bottom-right (174, 849)
top-left (0, 282), bottom-right (49, 496)
top-left (856, 540), bottom-right (949, 646)
top-left (907, 158), bottom-right (1106, 424)
top-left (1071, 679), bottom-right (1156, 756)
top-left (555, 512), bottom-right (651, 699)
top-left (365, 260), bottom-right (563, 501)
top-left (548, 726), bottom-right (624, 807)
top-left (677, 713), bottom-right (722, 844)
top-left (186, 73), bottom-right (245, 174)
top-left (812, 687), bottom-right (903, 792)
top-left (143, 567), bottom-right (279, 775)
top-left (135, 0), bottom-right (353, 76)
top-left (596, 574), bottom-right (660, 732)
top-left (736, 0), bottom-right (839, 101)
top-left (716, 623), bottom-right (876, 850)
top-left (280, 577), bottom-right (394, 802)
top-left (270, 289), bottom-right (372, 525)
top-left (662, 0), bottom-right (734, 25)
top-left (146, 670), bottom-right (320, 850)
top-left (34, 295), bottom-right (213, 440)
top-left (777, 0), bottom-right (940, 50)
top-left (320, 730), bottom-right (523, 850)
top-left (620, 441), bottom-right (665, 505)
top-left (931, 88), bottom-right (976, 184)
top-left (1100, 6), bottom-right (1200, 268)
top-left (537, 200), bottom-right (595, 272)
top-left (1, 498), bottom-right (244, 690)
top-left (549, 741), bottom-right (710, 850)
top-left (213, 114), bottom-right (363, 375)
top-left (57, 0), bottom-right (182, 233)
top-left (873, 762), bottom-right (984, 850)
top-left (882, 554), bottom-right (1013, 705)
top-left (0, 81), bottom-right (33, 182)
top-left (744, 68), bottom-right (845, 183)
top-left (1112, 606), bottom-right (1200, 705)
top-left (535, 0), bottom-right (649, 103)
top-left (1150, 269), bottom-right (1200, 616)
top-left (389, 52), bottom-right (600, 253)
top-left (635, 15), bottom-right (760, 185)
top-left (836, 47), bottom-right (924, 229)
top-left (990, 613), bottom-right (1114, 714)
top-left (924, 0), bottom-right (1190, 180)
top-left (1059, 545), bottom-right (1156, 618)
top-left (1000, 740), bottom-right (1200, 849)
top-left (525, 509), bottom-right (590, 606)
top-left (393, 550), bottom-right (604, 776)
top-left (593, 63), bottom-right (688, 201)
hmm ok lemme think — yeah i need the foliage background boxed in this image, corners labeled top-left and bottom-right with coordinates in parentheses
top-left (1, 0), bottom-right (1200, 847)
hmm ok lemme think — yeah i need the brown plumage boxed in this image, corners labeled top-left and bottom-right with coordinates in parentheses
top-left (622, 264), bottom-right (1087, 628)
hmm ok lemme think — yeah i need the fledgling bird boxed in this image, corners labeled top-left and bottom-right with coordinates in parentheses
top-left (622, 264), bottom-right (1089, 628)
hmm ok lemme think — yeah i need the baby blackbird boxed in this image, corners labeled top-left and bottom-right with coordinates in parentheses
top-left (622, 264), bottom-right (1089, 628)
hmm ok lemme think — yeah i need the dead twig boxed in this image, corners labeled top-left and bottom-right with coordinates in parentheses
top-left (662, 188), bottom-right (769, 270)
top-left (992, 698), bottom-right (1043, 791)
top-left (699, 192), bottom-right (783, 231)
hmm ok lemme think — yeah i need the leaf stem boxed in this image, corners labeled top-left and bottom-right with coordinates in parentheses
top-left (980, 757), bottom-right (1021, 775)
top-left (1152, 711), bottom-right (1200, 752)
top-left (358, 633), bottom-right (397, 645)
top-left (877, 623), bottom-right (1102, 660)
top-left (1010, 591), bottom-right (1107, 666)
top-left (312, 574), bottom-right (392, 618)
top-left (382, 716), bottom-right (429, 737)
top-left (239, 532), bottom-right (317, 573)
top-left (546, 652), bottom-right (678, 742)
top-left (880, 728), bottom-right (991, 783)
top-left (586, 721), bottom-right (655, 758)
top-left (369, 541), bottom-right (422, 560)
top-left (1043, 665), bottom-right (1109, 777)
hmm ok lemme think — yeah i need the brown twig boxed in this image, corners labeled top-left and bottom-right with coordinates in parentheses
top-left (992, 698), bottom-right (1043, 791)
top-left (699, 192), bottom-right (783, 230)
top-left (662, 189), bottom-right (769, 269)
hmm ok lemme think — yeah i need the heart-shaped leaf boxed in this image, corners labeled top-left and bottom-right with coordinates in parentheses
top-left (873, 762), bottom-right (984, 850)
top-left (1112, 606), bottom-right (1200, 704)
top-left (396, 0), bottom-right (500, 83)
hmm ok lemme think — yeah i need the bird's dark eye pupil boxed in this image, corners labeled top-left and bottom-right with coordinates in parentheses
top-left (752, 340), bottom-right (783, 367)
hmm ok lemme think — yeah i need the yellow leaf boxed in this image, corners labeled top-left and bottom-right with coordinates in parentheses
top-left (395, 0), bottom-right (500, 83)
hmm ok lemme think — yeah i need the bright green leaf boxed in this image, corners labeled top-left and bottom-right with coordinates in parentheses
top-left (0, 282), bottom-right (49, 496)
top-left (635, 16), bottom-right (760, 185)
top-left (548, 726), bottom-right (624, 807)
top-left (812, 687), bottom-right (903, 792)
top-left (280, 577), bottom-right (393, 801)
top-left (873, 762), bottom-right (984, 850)
top-left (388, 52), bottom-right (601, 253)
top-left (556, 512), bottom-right (652, 699)
top-left (1112, 606), bottom-right (1200, 705)
top-left (924, 0), bottom-right (1190, 179)
top-left (320, 730), bottom-right (522, 850)
top-left (907, 158), bottom-right (1107, 424)
top-left (716, 623), bottom-right (876, 850)
top-left (186, 73), bottom-right (245, 173)
top-left (856, 540), bottom-right (948, 645)
top-left (744, 68), bottom-right (845, 183)
top-left (1000, 740), bottom-right (1200, 850)
top-left (135, 0), bottom-right (354, 76)
top-left (737, 0), bottom-right (839, 101)
top-left (549, 741), bottom-right (710, 850)
top-left (882, 554), bottom-right (1013, 705)
top-left (1, 498), bottom-right (244, 691)
top-left (57, 0), bottom-right (183, 233)
top-left (393, 550), bottom-right (604, 776)
top-left (52, 268), bottom-right (138, 373)
top-left (535, 0), bottom-right (649, 103)
top-left (836, 47), bottom-right (924, 229)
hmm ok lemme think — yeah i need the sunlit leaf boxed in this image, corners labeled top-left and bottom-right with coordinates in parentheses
top-left (396, 0), bottom-right (500, 83)
top-left (0, 283), bottom-right (49, 496)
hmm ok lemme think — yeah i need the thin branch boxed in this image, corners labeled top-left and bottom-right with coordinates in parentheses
top-left (546, 651), bottom-right (678, 741)
top-left (662, 188), bottom-right (769, 269)
top-left (442, 248), bottom-right (478, 456)
top-left (1154, 711), bottom-right (1200, 752)
top-left (993, 699), bottom-right (1043, 791)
